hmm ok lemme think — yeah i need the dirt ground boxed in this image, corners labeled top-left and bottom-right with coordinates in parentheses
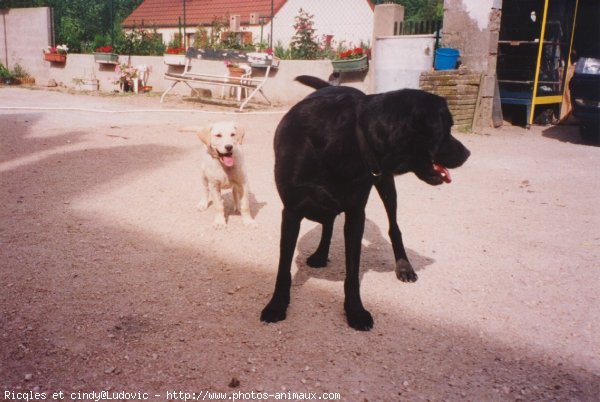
top-left (1, 87), bottom-right (599, 402)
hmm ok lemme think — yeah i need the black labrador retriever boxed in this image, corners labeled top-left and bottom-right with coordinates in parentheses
top-left (261, 76), bottom-right (470, 330)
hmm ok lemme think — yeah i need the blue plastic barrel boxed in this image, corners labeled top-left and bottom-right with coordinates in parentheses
top-left (434, 48), bottom-right (459, 70)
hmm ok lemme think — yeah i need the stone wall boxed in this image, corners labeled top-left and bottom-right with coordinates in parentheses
top-left (420, 68), bottom-right (482, 132)
top-left (441, 0), bottom-right (502, 129)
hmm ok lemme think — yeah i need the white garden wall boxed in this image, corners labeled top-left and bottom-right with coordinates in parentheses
top-left (373, 34), bottom-right (436, 92)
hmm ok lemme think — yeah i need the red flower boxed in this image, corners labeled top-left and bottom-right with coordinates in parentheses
top-left (96, 45), bottom-right (113, 53)
top-left (338, 47), bottom-right (368, 60)
top-left (166, 47), bottom-right (185, 54)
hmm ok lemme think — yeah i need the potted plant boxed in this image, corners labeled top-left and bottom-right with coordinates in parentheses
top-left (331, 47), bottom-right (369, 73)
top-left (0, 63), bottom-right (14, 85)
top-left (12, 64), bottom-right (34, 85)
top-left (164, 46), bottom-right (187, 66)
top-left (224, 60), bottom-right (249, 78)
top-left (94, 45), bottom-right (119, 64)
top-left (115, 62), bottom-right (139, 93)
top-left (43, 44), bottom-right (68, 63)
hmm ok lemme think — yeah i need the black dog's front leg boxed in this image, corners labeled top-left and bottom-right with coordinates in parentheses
top-left (306, 217), bottom-right (334, 268)
top-left (261, 209), bottom-right (302, 323)
top-left (375, 175), bottom-right (417, 282)
top-left (343, 209), bottom-right (373, 331)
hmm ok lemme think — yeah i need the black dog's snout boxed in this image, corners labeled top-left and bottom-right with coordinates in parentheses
top-left (225, 144), bottom-right (233, 152)
top-left (463, 147), bottom-right (471, 161)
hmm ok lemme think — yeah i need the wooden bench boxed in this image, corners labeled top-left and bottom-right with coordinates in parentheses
top-left (160, 47), bottom-right (278, 111)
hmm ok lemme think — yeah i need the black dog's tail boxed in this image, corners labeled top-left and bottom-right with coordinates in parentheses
top-left (295, 75), bottom-right (332, 90)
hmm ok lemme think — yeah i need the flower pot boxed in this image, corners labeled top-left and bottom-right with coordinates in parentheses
top-left (44, 53), bottom-right (67, 63)
top-left (94, 52), bottom-right (119, 64)
top-left (21, 76), bottom-right (35, 85)
top-left (163, 54), bottom-right (186, 66)
top-left (227, 67), bottom-right (247, 78)
top-left (331, 55), bottom-right (369, 73)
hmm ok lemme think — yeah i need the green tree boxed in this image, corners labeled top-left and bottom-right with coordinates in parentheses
top-left (0, 0), bottom-right (143, 53)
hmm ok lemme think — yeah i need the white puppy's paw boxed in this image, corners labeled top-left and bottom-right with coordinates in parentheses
top-left (197, 200), bottom-right (209, 211)
top-left (212, 216), bottom-right (227, 229)
top-left (242, 216), bottom-right (257, 228)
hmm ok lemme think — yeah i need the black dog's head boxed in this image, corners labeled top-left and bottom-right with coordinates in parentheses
top-left (363, 89), bottom-right (470, 185)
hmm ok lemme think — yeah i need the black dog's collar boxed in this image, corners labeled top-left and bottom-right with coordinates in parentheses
top-left (355, 125), bottom-right (382, 177)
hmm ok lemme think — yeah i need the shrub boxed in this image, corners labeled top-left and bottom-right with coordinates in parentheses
top-left (290, 9), bottom-right (320, 60)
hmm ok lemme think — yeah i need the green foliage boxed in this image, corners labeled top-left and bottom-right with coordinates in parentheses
top-left (273, 41), bottom-right (292, 60)
top-left (12, 63), bottom-right (29, 78)
top-left (0, 63), bottom-right (13, 79)
top-left (2, 0), bottom-right (144, 53)
top-left (205, 16), bottom-right (228, 49)
top-left (119, 26), bottom-right (165, 55)
top-left (290, 8), bottom-right (320, 60)
top-left (377, 0), bottom-right (443, 22)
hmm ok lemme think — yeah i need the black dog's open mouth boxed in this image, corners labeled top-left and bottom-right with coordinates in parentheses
top-left (432, 162), bottom-right (451, 183)
top-left (218, 151), bottom-right (235, 167)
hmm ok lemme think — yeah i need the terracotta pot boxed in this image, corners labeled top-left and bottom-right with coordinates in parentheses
top-left (227, 67), bottom-right (246, 77)
top-left (43, 53), bottom-right (67, 63)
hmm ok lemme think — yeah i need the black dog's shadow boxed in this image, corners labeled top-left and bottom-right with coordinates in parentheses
top-left (293, 217), bottom-right (434, 287)
top-left (220, 192), bottom-right (266, 220)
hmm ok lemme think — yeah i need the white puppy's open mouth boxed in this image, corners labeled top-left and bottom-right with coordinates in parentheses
top-left (218, 151), bottom-right (235, 167)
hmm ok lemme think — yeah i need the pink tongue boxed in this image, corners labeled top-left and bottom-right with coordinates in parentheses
top-left (433, 163), bottom-right (452, 183)
top-left (222, 156), bottom-right (235, 167)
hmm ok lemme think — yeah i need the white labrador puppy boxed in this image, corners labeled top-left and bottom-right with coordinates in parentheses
top-left (194, 122), bottom-right (255, 228)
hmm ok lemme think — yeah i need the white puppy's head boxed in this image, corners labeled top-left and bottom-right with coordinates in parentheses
top-left (197, 122), bottom-right (245, 167)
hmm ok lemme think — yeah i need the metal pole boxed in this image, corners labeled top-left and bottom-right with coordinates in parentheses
top-left (183, 0), bottom-right (187, 48)
top-left (270, 0), bottom-right (274, 49)
top-left (110, 0), bottom-right (114, 47)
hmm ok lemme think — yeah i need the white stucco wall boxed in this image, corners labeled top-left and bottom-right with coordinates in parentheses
top-left (373, 35), bottom-right (436, 92)
top-left (273, 0), bottom-right (374, 48)
top-left (0, 7), bottom-right (53, 84)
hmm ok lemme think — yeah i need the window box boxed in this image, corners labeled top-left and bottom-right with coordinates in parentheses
top-left (44, 53), bottom-right (67, 63)
top-left (94, 52), bottom-right (119, 64)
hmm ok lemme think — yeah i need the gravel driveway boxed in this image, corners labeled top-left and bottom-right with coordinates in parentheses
top-left (1, 87), bottom-right (598, 401)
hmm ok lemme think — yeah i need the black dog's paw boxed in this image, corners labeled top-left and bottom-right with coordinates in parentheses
top-left (395, 259), bottom-right (418, 282)
top-left (260, 302), bottom-right (288, 323)
top-left (306, 253), bottom-right (329, 268)
top-left (345, 307), bottom-right (374, 331)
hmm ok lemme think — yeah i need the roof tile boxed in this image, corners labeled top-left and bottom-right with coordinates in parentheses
top-left (123, 0), bottom-right (287, 28)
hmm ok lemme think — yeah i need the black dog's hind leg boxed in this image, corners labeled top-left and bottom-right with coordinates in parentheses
top-left (343, 208), bottom-right (374, 331)
top-left (375, 175), bottom-right (418, 282)
top-left (261, 209), bottom-right (302, 323)
top-left (306, 217), bottom-right (334, 268)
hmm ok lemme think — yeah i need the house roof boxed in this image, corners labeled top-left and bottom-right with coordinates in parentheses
top-left (122, 0), bottom-right (288, 28)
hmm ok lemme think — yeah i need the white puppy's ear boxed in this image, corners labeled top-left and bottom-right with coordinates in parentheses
top-left (197, 126), bottom-right (212, 146)
top-left (234, 125), bottom-right (245, 144)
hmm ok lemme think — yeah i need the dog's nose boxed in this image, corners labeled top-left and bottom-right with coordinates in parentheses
top-left (225, 144), bottom-right (233, 152)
